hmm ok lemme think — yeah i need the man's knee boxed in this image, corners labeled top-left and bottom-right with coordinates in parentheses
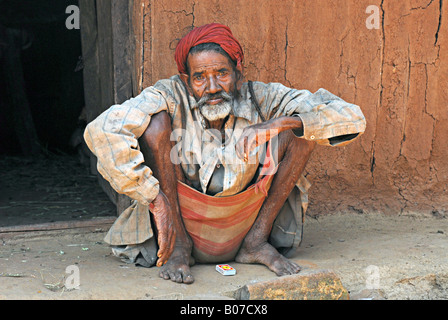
top-left (140, 111), bottom-right (172, 151)
top-left (291, 133), bottom-right (316, 155)
top-left (277, 130), bottom-right (316, 160)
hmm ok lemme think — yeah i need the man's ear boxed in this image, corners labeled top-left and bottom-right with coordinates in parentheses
top-left (180, 73), bottom-right (193, 96)
top-left (235, 64), bottom-right (244, 91)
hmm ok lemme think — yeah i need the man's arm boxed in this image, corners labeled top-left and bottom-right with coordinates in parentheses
top-left (250, 82), bottom-right (366, 146)
top-left (236, 82), bottom-right (366, 158)
top-left (235, 116), bottom-right (303, 160)
top-left (84, 83), bottom-right (180, 266)
top-left (83, 86), bottom-right (170, 206)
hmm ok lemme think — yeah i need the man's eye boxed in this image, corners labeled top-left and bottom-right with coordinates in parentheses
top-left (218, 71), bottom-right (228, 77)
top-left (194, 75), bottom-right (204, 81)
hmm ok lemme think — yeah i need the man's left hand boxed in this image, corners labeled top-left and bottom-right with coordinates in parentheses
top-left (149, 191), bottom-right (176, 267)
top-left (235, 116), bottom-right (304, 161)
top-left (235, 120), bottom-right (279, 161)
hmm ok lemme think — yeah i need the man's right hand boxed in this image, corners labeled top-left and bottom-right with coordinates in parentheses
top-left (149, 191), bottom-right (176, 267)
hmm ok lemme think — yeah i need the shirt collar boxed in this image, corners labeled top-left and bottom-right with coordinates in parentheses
top-left (232, 93), bottom-right (253, 122)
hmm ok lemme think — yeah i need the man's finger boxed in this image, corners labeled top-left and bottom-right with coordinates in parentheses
top-left (248, 137), bottom-right (258, 155)
top-left (158, 232), bottom-right (170, 258)
top-left (157, 227), bottom-right (176, 265)
top-left (242, 136), bottom-right (249, 160)
top-left (156, 244), bottom-right (165, 264)
top-left (156, 246), bottom-right (167, 267)
top-left (168, 229), bottom-right (176, 255)
top-left (235, 138), bottom-right (246, 160)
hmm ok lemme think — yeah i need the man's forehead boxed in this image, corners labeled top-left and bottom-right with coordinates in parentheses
top-left (187, 51), bottom-right (233, 73)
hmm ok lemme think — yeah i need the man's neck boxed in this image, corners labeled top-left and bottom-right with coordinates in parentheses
top-left (205, 116), bottom-right (229, 143)
top-left (206, 117), bottom-right (227, 131)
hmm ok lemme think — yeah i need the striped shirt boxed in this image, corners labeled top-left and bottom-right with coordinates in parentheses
top-left (84, 75), bottom-right (366, 208)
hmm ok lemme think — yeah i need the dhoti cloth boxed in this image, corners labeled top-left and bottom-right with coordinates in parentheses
top-left (178, 172), bottom-right (273, 263)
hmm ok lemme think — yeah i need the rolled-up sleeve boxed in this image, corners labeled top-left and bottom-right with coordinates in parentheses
top-left (257, 82), bottom-right (367, 146)
top-left (84, 86), bottom-right (169, 205)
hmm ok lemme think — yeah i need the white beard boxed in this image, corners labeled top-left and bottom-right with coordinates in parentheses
top-left (199, 101), bottom-right (232, 122)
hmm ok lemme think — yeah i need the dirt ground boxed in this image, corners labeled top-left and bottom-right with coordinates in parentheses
top-left (1, 212), bottom-right (447, 300)
top-left (1, 154), bottom-right (447, 300)
top-left (0, 154), bottom-right (116, 227)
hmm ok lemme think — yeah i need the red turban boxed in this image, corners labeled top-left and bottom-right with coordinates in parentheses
top-left (175, 23), bottom-right (244, 74)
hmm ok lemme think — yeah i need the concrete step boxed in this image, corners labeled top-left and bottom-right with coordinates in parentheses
top-left (233, 269), bottom-right (350, 300)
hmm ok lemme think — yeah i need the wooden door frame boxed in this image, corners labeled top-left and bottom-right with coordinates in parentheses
top-left (79, 0), bottom-right (145, 216)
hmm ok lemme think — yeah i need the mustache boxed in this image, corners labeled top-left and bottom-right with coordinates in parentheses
top-left (197, 91), bottom-right (233, 107)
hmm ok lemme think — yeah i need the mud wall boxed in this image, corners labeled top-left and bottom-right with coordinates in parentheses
top-left (138, 0), bottom-right (447, 217)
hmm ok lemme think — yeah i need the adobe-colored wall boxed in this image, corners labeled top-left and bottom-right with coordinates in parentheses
top-left (140, 0), bottom-right (447, 217)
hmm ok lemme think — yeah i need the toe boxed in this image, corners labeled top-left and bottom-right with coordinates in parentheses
top-left (172, 270), bottom-right (183, 283)
top-left (183, 273), bottom-right (194, 284)
top-left (159, 270), bottom-right (170, 280)
top-left (285, 259), bottom-right (301, 274)
top-left (272, 257), bottom-right (301, 276)
top-left (160, 266), bottom-right (194, 284)
top-left (179, 267), bottom-right (194, 284)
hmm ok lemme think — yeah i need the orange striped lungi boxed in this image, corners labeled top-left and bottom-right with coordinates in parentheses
top-left (178, 142), bottom-right (278, 263)
top-left (178, 173), bottom-right (274, 263)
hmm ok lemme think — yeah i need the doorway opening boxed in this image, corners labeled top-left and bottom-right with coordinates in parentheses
top-left (0, 0), bottom-right (116, 232)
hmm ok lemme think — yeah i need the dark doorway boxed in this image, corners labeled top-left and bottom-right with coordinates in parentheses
top-left (0, 0), bottom-right (115, 229)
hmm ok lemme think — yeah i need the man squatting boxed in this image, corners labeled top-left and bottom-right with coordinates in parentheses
top-left (84, 23), bottom-right (366, 284)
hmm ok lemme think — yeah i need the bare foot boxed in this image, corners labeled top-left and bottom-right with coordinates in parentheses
top-left (159, 245), bottom-right (194, 284)
top-left (235, 241), bottom-right (301, 276)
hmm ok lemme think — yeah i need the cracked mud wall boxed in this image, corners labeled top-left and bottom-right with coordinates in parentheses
top-left (138, 0), bottom-right (447, 216)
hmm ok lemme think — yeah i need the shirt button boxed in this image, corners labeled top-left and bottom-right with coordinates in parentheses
top-left (216, 164), bottom-right (221, 168)
top-left (310, 135), bottom-right (315, 140)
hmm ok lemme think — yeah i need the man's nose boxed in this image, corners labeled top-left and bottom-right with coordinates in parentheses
top-left (206, 76), bottom-right (221, 94)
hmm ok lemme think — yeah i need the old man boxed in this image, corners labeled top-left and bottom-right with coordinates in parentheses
top-left (84, 23), bottom-right (366, 284)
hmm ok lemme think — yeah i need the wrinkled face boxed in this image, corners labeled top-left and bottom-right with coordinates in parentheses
top-left (181, 51), bottom-right (241, 122)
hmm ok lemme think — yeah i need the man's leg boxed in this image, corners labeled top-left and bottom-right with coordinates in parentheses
top-left (139, 111), bottom-right (195, 284)
top-left (235, 131), bottom-right (315, 276)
